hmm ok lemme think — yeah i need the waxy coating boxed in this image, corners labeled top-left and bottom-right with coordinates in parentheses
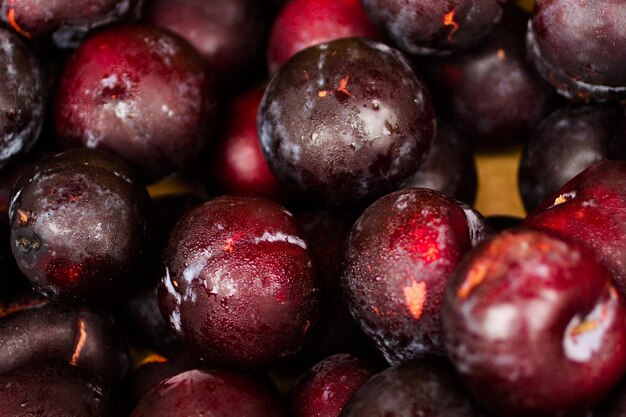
top-left (9, 149), bottom-right (151, 303)
top-left (259, 37), bottom-right (435, 207)
top-left (159, 195), bottom-right (319, 369)
top-left (527, 0), bottom-right (626, 102)
top-left (0, 28), bottom-right (44, 171)
top-left (342, 188), bottom-right (483, 363)
top-left (55, 24), bottom-right (217, 179)
top-left (443, 229), bottom-right (626, 417)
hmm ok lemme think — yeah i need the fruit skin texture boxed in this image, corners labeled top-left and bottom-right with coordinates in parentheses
top-left (54, 24), bottom-right (217, 179)
top-left (360, 0), bottom-right (505, 55)
top-left (519, 105), bottom-right (626, 213)
top-left (258, 38), bottom-right (435, 207)
top-left (442, 229), bottom-right (626, 417)
top-left (401, 121), bottom-right (477, 205)
top-left (267, 0), bottom-right (381, 74)
top-left (210, 87), bottom-right (286, 201)
top-left (146, 0), bottom-right (266, 89)
top-left (0, 363), bottom-right (120, 417)
top-left (340, 360), bottom-right (480, 417)
top-left (131, 369), bottom-right (286, 417)
top-left (9, 149), bottom-right (151, 304)
top-left (159, 195), bottom-right (319, 369)
top-left (0, 0), bottom-right (130, 45)
top-left (527, 0), bottom-right (626, 102)
top-left (342, 188), bottom-right (485, 363)
top-left (524, 161), bottom-right (626, 297)
top-left (0, 295), bottom-right (130, 383)
top-left (423, 7), bottom-right (558, 148)
top-left (291, 353), bottom-right (379, 417)
top-left (0, 28), bottom-right (44, 171)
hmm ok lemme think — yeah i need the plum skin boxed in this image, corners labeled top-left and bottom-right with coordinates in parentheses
top-left (9, 149), bottom-right (151, 304)
top-left (342, 188), bottom-right (484, 363)
top-left (258, 37), bottom-right (435, 207)
top-left (159, 195), bottom-right (319, 369)
top-left (54, 24), bottom-right (217, 179)
top-left (442, 229), bottom-right (626, 417)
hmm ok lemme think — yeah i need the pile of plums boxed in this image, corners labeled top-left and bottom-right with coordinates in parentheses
top-left (2, 0), bottom-right (626, 416)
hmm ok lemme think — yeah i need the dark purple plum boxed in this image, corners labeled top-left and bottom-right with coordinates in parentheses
top-left (291, 353), bottom-right (379, 417)
top-left (527, 0), bottom-right (626, 102)
top-left (267, 0), bottom-right (382, 74)
top-left (0, 363), bottom-right (120, 417)
top-left (524, 161), bottom-right (626, 297)
top-left (423, 7), bottom-right (558, 148)
top-left (401, 121), bottom-right (477, 205)
top-left (519, 105), bottom-right (626, 212)
top-left (297, 211), bottom-right (372, 360)
top-left (258, 37), bottom-right (435, 207)
top-left (127, 352), bottom-right (203, 405)
top-left (0, 28), bottom-right (44, 171)
top-left (146, 0), bottom-right (266, 90)
top-left (0, 295), bottom-right (130, 382)
top-left (442, 229), bottom-right (626, 417)
top-left (340, 360), bottom-right (481, 417)
top-left (209, 87), bottom-right (287, 201)
top-left (342, 188), bottom-right (489, 363)
top-left (122, 192), bottom-right (204, 353)
top-left (0, 0), bottom-right (132, 47)
top-left (361, 0), bottom-right (505, 55)
top-left (159, 195), bottom-right (319, 369)
top-left (131, 369), bottom-right (286, 417)
top-left (9, 149), bottom-right (151, 304)
top-left (54, 25), bottom-right (217, 179)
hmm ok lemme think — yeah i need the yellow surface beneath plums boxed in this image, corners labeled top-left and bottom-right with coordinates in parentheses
top-left (475, 148), bottom-right (526, 218)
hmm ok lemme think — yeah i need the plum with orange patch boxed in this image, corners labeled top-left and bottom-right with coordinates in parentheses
top-left (342, 188), bottom-right (488, 363)
top-left (159, 195), bottom-right (319, 369)
top-left (524, 161), bottom-right (626, 297)
top-left (442, 229), bottom-right (626, 417)
top-left (360, 0), bottom-right (505, 55)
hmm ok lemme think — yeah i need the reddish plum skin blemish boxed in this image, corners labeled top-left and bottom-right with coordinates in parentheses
top-left (54, 25), bottom-right (217, 179)
top-left (159, 195), bottom-right (319, 369)
top-left (258, 38), bottom-right (435, 207)
top-left (342, 188), bottom-right (487, 363)
top-left (442, 229), bottom-right (626, 417)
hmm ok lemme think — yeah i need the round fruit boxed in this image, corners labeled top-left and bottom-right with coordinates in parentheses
top-left (54, 24), bottom-right (217, 179)
top-left (258, 37), bottom-right (435, 207)
top-left (159, 195), bottom-right (319, 369)
top-left (443, 229), bottom-right (626, 417)
top-left (9, 149), bottom-right (151, 303)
